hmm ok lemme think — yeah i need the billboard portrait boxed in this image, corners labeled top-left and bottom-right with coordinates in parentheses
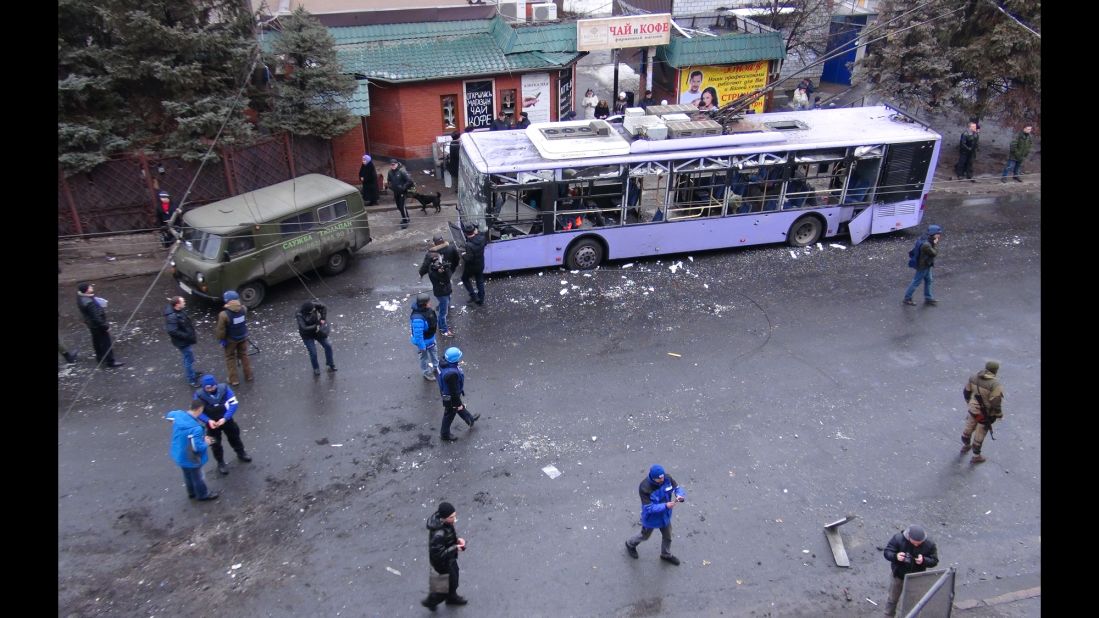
top-left (677, 61), bottom-right (769, 113)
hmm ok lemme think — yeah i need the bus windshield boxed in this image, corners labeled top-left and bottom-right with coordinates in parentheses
top-left (457, 148), bottom-right (489, 232)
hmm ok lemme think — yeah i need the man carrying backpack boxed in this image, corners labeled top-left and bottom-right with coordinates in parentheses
top-left (903, 224), bottom-right (942, 306)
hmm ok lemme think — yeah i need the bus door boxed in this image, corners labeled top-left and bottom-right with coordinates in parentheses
top-left (842, 145), bottom-right (884, 243)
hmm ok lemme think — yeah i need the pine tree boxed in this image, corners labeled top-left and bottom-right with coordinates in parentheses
top-left (264, 7), bottom-right (358, 139)
top-left (58, 0), bottom-right (260, 174)
top-left (853, 0), bottom-right (1040, 125)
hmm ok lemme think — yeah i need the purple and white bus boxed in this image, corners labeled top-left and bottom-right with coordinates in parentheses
top-left (454, 105), bottom-right (941, 272)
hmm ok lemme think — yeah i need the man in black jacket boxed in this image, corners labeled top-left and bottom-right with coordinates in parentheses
top-left (77, 282), bottom-right (124, 368)
top-left (422, 501), bottom-right (469, 610)
top-left (296, 300), bottom-right (336, 376)
top-left (882, 525), bottom-right (939, 616)
top-left (460, 224), bottom-right (487, 306)
top-left (418, 235), bottom-right (461, 278)
top-left (165, 296), bottom-right (200, 386)
top-left (385, 160), bottom-right (414, 229)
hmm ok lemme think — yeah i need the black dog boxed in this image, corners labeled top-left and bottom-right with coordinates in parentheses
top-left (409, 190), bottom-right (442, 214)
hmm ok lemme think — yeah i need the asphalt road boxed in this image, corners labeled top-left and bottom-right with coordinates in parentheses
top-left (58, 193), bottom-right (1040, 617)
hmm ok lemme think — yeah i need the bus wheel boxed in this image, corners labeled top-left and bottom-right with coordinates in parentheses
top-left (321, 250), bottom-right (350, 275)
top-left (237, 281), bottom-right (266, 309)
top-left (566, 238), bottom-right (604, 270)
top-left (787, 216), bottom-right (823, 247)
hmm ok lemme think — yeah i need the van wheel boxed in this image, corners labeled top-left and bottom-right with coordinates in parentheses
top-left (787, 216), bottom-right (823, 247)
top-left (321, 250), bottom-right (350, 275)
top-left (566, 238), bottom-right (604, 270)
top-left (237, 281), bottom-right (266, 309)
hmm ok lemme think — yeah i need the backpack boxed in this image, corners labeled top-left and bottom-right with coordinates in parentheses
top-left (907, 236), bottom-right (926, 269)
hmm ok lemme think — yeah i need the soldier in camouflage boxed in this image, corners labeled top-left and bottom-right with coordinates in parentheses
top-left (960, 361), bottom-right (1004, 463)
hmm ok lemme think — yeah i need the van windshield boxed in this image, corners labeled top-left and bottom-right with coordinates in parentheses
top-left (181, 227), bottom-right (223, 261)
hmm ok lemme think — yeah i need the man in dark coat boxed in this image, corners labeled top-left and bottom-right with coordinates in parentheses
top-left (1001, 125), bottom-right (1033, 182)
top-left (954, 121), bottom-right (979, 181)
top-left (882, 525), bottom-right (939, 616)
top-left (385, 160), bottom-right (414, 229)
top-left (296, 300), bottom-right (335, 376)
top-left (447, 133), bottom-right (461, 187)
top-left (418, 234), bottom-right (461, 278)
top-left (165, 296), bottom-right (200, 386)
top-left (358, 154), bottom-right (379, 205)
top-left (76, 282), bottom-right (124, 368)
top-left (491, 111), bottom-right (513, 131)
top-left (460, 224), bottom-right (487, 306)
top-left (422, 501), bottom-right (469, 610)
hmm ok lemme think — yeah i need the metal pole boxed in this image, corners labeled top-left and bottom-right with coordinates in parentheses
top-left (612, 48), bottom-right (620, 102)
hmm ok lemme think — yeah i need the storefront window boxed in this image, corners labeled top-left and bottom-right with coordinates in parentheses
top-left (441, 95), bottom-right (457, 129)
top-left (499, 89), bottom-right (516, 118)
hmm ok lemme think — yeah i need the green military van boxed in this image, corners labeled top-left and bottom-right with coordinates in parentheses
top-left (171, 174), bottom-right (371, 308)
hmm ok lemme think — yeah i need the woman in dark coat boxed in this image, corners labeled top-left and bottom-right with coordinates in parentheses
top-left (594, 100), bottom-right (610, 120)
top-left (359, 154), bottom-right (379, 206)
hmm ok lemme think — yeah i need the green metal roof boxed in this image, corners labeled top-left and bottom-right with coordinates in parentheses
top-left (330, 20), bottom-right (489, 45)
top-left (657, 31), bottom-right (786, 68)
top-left (262, 16), bottom-right (583, 109)
top-left (348, 80), bottom-right (370, 116)
top-left (334, 16), bottom-right (582, 83)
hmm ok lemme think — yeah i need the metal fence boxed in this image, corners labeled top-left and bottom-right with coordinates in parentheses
top-left (899, 567), bottom-right (956, 617)
top-left (57, 134), bottom-right (335, 237)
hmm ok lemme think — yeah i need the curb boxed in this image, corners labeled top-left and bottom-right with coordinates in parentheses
top-left (954, 585), bottom-right (1040, 610)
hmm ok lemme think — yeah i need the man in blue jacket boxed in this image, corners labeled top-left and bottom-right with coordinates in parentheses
top-left (625, 464), bottom-right (686, 564)
top-left (410, 293), bottom-right (439, 381)
top-left (437, 347), bottom-right (479, 442)
top-left (166, 399), bottom-right (219, 501)
top-left (193, 374), bottom-right (251, 475)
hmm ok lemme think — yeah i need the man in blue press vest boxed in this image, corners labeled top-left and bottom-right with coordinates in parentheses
top-left (625, 464), bottom-right (686, 565)
top-left (216, 291), bottom-right (253, 386)
top-left (193, 374), bottom-right (252, 475)
top-left (437, 347), bottom-right (480, 442)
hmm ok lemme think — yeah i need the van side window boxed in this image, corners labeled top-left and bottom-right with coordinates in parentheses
top-left (317, 200), bottom-right (349, 223)
top-left (226, 233), bottom-right (256, 256)
top-left (281, 211), bottom-right (316, 238)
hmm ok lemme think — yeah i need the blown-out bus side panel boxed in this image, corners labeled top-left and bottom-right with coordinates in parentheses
top-left (482, 207), bottom-right (850, 273)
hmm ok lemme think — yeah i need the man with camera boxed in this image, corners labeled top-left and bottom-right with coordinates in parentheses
top-left (624, 464), bottom-right (686, 565)
top-left (961, 360), bottom-right (1005, 464)
top-left (882, 525), bottom-right (939, 616)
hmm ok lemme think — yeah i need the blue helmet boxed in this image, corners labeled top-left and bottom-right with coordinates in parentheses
top-left (445, 347), bottom-right (463, 363)
top-left (223, 290), bottom-right (240, 302)
top-left (927, 224), bottom-right (943, 235)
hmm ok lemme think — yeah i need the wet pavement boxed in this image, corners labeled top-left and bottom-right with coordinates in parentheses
top-left (58, 193), bottom-right (1040, 616)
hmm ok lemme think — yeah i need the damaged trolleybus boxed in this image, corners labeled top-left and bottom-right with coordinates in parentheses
top-left (452, 104), bottom-right (941, 272)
